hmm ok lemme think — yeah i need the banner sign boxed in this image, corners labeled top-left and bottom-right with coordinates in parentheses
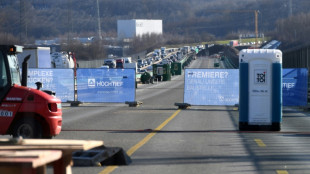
top-left (184, 69), bottom-right (239, 105)
top-left (76, 69), bottom-right (136, 103)
top-left (27, 69), bottom-right (74, 102)
top-left (184, 68), bottom-right (308, 106)
top-left (282, 68), bottom-right (308, 106)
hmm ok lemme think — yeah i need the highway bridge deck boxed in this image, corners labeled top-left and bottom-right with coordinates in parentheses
top-left (3, 56), bottom-right (309, 174)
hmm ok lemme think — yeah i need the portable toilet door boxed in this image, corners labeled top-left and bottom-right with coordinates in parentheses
top-left (239, 49), bottom-right (282, 131)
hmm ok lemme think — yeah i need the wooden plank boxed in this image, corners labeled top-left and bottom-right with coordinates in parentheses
top-left (0, 139), bottom-right (104, 151)
top-left (0, 150), bottom-right (62, 168)
top-left (0, 138), bottom-right (23, 145)
top-left (0, 138), bottom-right (104, 174)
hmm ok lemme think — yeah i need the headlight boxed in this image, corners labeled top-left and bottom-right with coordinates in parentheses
top-left (48, 103), bottom-right (61, 112)
top-left (57, 103), bottom-right (62, 109)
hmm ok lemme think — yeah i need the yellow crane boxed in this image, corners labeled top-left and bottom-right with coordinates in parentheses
top-left (254, 10), bottom-right (259, 48)
top-left (227, 9), bottom-right (260, 47)
top-left (207, 9), bottom-right (260, 47)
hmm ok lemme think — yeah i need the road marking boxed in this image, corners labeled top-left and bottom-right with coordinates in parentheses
top-left (100, 166), bottom-right (118, 174)
top-left (277, 170), bottom-right (289, 174)
top-left (254, 139), bottom-right (266, 147)
top-left (99, 109), bottom-right (181, 174)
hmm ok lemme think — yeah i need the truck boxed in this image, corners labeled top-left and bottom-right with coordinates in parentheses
top-left (104, 59), bottom-right (116, 68)
top-left (123, 57), bottom-right (132, 63)
top-left (0, 45), bottom-right (62, 138)
top-left (229, 40), bottom-right (239, 47)
top-left (182, 46), bottom-right (190, 55)
top-left (116, 58), bottom-right (124, 68)
top-left (17, 47), bottom-right (51, 68)
top-left (115, 57), bottom-right (137, 71)
top-left (51, 52), bottom-right (75, 68)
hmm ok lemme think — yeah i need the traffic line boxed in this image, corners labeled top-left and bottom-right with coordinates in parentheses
top-left (99, 109), bottom-right (181, 174)
top-left (254, 139), bottom-right (266, 147)
top-left (276, 170), bottom-right (289, 174)
top-left (100, 166), bottom-right (118, 174)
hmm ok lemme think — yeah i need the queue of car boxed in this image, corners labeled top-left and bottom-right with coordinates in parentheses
top-left (137, 45), bottom-right (203, 73)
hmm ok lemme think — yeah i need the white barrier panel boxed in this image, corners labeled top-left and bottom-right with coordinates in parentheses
top-left (184, 69), bottom-right (239, 105)
top-left (27, 68), bottom-right (74, 102)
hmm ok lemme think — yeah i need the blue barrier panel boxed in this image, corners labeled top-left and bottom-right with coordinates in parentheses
top-left (282, 68), bottom-right (308, 106)
top-left (76, 68), bottom-right (135, 103)
top-left (184, 69), bottom-right (239, 105)
top-left (184, 68), bottom-right (308, 106)
top-left (27, 69), bottom-right (75, 102)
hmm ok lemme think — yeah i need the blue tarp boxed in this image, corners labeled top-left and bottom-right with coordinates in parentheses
top-left (76, 68), bottom-right (136, 103)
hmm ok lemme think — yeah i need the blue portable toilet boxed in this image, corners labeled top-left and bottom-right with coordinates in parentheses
top-left (239, 49), bottom-right (282, 131)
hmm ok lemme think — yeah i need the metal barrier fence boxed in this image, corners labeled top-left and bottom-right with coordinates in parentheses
top-left (184, 69), bottom-right (239, 105)
top-left (27, 68), bottom-right (308, 106)
top-left (27, 68), bottom-right (136, 103)
top-left (183, 68), bottom-right (308, 106)
top-left (76, 69), bottom-right (135, 103)
top-left (28, 69), bottom-right (75, 102)
top-left (283, 68), bottom-right (308, 106)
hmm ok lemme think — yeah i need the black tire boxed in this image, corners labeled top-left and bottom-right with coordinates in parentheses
top-left (12, 118), bottom-right (42, 139)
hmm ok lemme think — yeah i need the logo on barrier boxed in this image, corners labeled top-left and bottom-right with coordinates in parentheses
top-left (88, 79), bottom-right (96, 87)
top-left (255, 69), bottom-right (266, 84)
top-left (77, 69), bottom-right (136, 103)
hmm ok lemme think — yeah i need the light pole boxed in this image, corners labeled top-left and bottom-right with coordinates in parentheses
top-left (96, 0), bottom-right (102, 40)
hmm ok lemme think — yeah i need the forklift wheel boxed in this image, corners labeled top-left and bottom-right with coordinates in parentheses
top-left (13, 118), bottom-right (42, 139)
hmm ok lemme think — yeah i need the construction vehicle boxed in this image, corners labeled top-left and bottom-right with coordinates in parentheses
top-left (0, 45), bottom-right (62, 138)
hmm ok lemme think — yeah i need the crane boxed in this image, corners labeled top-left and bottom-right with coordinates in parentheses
top-left (225, 9), bottom-right (260, 47)
top-left (254, 10), bottom-right (259, 47)
top-left (204, 9), bottom-right (260, 47)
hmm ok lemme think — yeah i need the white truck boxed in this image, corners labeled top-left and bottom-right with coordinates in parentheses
top-left (123, 57), bottom-right (132, 63)
top-left (17, 47), bottom-right (51, 68)
top-left (104, 59), bottom-right (116, 68)
top-left (51, 52), bottom-right (75, 68)
top-left (182, 46), bottom-right (190, 54)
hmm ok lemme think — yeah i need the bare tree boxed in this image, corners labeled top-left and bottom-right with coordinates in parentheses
top-left (0, 33), bottom-right (20, 44)
top-left (273, 13), bottom-right (310, 45)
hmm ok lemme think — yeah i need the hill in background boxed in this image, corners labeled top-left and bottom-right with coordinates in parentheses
top-left (1, 0), bottom-right (309, 43)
